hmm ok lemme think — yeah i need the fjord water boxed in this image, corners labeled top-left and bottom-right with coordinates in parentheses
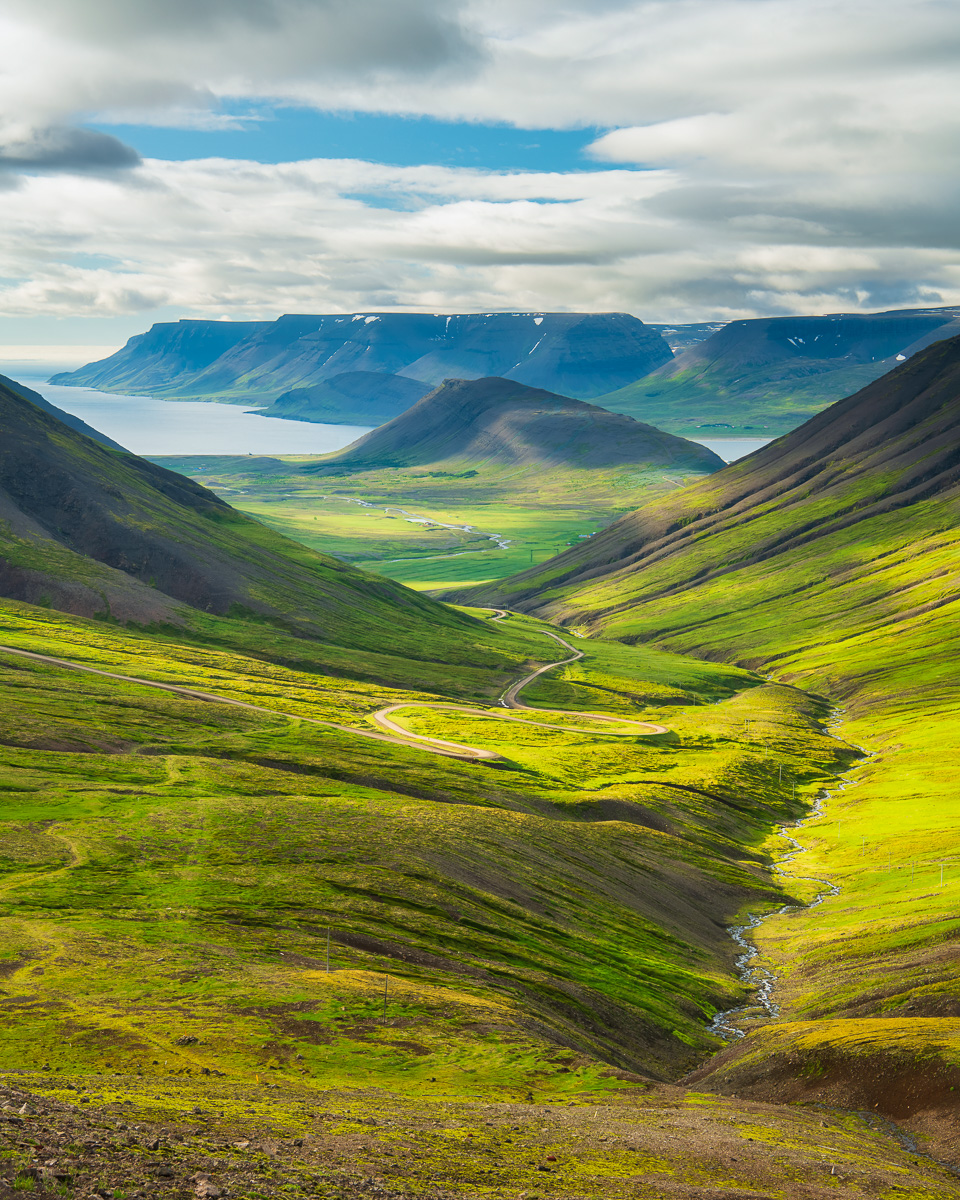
top-left (20, 378), bottom-right (373, 456)
top-left (693, 436), bottom-right (772, 462)
top-left (17, 375), bottom-right (770, 462)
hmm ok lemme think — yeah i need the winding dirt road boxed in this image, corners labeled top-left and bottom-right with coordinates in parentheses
top-left (0, 624), bottom-right (667, 764)
top-left (372, 628), bottom-right (668, 753)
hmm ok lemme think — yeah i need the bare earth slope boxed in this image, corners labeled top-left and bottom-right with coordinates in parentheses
top-left (314, 376), bottom-right (725, 473)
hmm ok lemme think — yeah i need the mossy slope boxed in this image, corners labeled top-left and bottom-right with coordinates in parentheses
top-left (466, 333), bottom-right (960, 1158)
top-left (0, 601), bottom-right (852, 1090)
top-left (313, 376), bottom-right (723, 472)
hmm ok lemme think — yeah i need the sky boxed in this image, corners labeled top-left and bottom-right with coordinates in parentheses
top-left (1, 0), bottom-right (958, 363)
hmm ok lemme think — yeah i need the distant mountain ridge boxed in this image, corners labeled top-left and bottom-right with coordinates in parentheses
top-left (52, 311), bottom-right (674, 406)
top-left (314, 376), bottom-right (725, 473)
top-left (48, 319), bottom-right (271, 396)
top-left (597, 305), bottom-right (960, 437)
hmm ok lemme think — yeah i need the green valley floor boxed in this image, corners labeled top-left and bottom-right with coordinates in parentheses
top-left (150, 455), bottom-right (706, 592)
top-left (0, 595), bottom-right (957, 1197)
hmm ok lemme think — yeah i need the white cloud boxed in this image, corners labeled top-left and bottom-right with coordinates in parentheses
top-left (0, 154), bottom-right (956, 325)
top-left (0, 0), bottom-right (957, 321)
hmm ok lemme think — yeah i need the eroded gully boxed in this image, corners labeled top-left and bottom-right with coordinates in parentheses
top-left (709, 709), bottom-right (866, 1039)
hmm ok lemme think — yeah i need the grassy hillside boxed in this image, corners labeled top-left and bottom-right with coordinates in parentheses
top-left (314, 376), bottom-right (723, 473)
top-left (2, 597), bottom-right (928, 1196)
top-left (0, 374), bottom-right (544, 687)
top-left (596, 306), bottom-right (960, 437)
top-left (0, 373), bottom-right (127, 451)
top-left (467, 334), bottom-right (960, 1161)
top-left (153, 449), bottom-right (721, 594)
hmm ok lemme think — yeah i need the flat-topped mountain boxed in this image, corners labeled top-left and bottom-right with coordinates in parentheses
top-left (49, 319), bottom-right (271, 395)
top-left (0, 374), bottom-right (483, 659)
top-left (597, 305), bottom-right (960, 437)
top-left (262, 371), bottom-right (432, 426)
top-left (466, 331), bottom-right (960, 620)
top-left (313, 376), bottom-right (725, 473)
top-left (52, 311), bottom-right (674, 406)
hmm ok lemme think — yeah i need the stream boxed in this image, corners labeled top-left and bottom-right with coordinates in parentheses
top-left (322, 493), bottom-right (513, 558)
top-left (709, 710), bottom-right (865, 1040)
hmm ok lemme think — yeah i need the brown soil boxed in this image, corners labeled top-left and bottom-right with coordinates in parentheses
top-left (1, 1072), bottom-right (958, 1200)
top-left (688, 1037), bottom-right (960, 1170)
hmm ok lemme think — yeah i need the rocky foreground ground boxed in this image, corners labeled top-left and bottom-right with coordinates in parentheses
top-left (0, 1072), bottom-right (957, 1199)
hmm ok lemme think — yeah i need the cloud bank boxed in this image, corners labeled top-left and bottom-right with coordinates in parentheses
top-left (0, 0), bottom-right (957, 321)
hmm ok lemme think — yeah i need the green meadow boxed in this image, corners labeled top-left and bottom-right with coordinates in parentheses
top-left (597, 359), bottom-right (892, 437)
top-left (152, 455), bottom-right (706, 591)
top-left (0, 597), bottom-right (858, 1094)
top-left (14, 593), bottom-right (945, 1193)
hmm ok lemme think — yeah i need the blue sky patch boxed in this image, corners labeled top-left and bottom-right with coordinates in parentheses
top-left (89, 107), bottom-right (607, 172)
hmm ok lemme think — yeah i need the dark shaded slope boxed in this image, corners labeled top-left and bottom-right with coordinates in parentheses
top-left (466, 333), bottom-right (960, 622)
top-left (597, 306), bottom-right (960, 438)
top-left (313, 377), bottom-right (725, 473)
top-left (0, 377), bottom-right (489, 660)
top-left (0, 374), bottom-right (127, 452)
top-left (53, 312), bottom-right (673, 405)
top-left (261, 371), bottom-right (432, 426)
